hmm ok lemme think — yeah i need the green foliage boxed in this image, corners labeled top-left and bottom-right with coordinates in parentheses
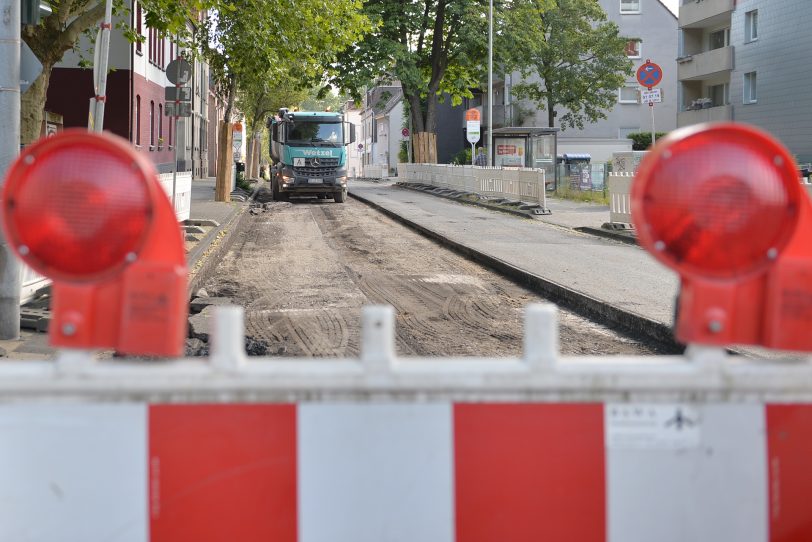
top-left (553, 183), bottom-right (609, 205)
top-left (202, 0), bottom-right (370, 121)
top-left (399, 140), bottom-right (409, 163)
top-left (626, 132), bottom-right (668, 150)
top-left (451, 147), bottom-right (473, 165)
top-left (330, 0), bottom-right (494, 134)
top-left (500, 0), bottom-right (634, 129)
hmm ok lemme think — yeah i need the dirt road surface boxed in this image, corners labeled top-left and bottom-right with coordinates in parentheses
top-left (198, 190), bottom-right (659, 357)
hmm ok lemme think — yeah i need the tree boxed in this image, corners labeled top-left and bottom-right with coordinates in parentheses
top-left (501, 0), bottom-right (633, 129)
top-left (330, 0), bottom-right (491, 162)
top-left (238, 80), bottom-right (308, 180)
top-left (20, 0), bottom-right (202, 144)
top-left (201, 0), bottom-right (368, 199)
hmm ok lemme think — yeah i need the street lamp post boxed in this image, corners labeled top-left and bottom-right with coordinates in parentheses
top-left (487, 0), bottom-right (493, 166)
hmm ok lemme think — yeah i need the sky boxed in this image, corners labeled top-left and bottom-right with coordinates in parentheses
top-left (662, 0), bottom-right (679, 16)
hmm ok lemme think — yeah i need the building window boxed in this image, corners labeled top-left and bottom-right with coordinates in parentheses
top-left (158, 104), bottom-right (163, 144)
top-left (745, 10), bottom-right (758, 42)
top-left (135, 95), bottom-right (141, 145)
top-left (619, 127), bottom-right (639, 139)
top-left (709, 28), bottom-right (729, 50)
top-left (618, 86), bottom-right (638, 104)
top-left (149, 100), bottom-right (155, 147)
top-left (168, 116), bottom-right (173, 147)
top-left (135, 6), bottom-right (143, 54)
top-left (620, 0), bottom-right (640, 14)
top-left (708, 83), bottom-right (728, 107)
top-left (625, 40), bottom-right (641, 58)
top-left (744, 72), bottom-right (757, 103)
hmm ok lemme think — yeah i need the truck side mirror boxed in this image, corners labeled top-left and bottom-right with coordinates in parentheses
top-left (271, 122), bottom-right (279, 143)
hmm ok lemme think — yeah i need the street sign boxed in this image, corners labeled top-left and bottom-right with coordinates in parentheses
top-left (165, 86), bottom-right (192, 102)
top-left (166, 58), bottom-right (192, 86)
top-left (165, 102), bottom-right (191, 117)
top-left (636, 60), bottom-right (663, 89)
top-left (640, 88), bottom-right (662, 104)
top-left (465, 108), bottom-right (481, 145)
top-left (20, 42), bottom-right (42, 93)
top-left (402, 127), bottom-right (410, 138)
top-left (466, 121), bottom-right (481, 144)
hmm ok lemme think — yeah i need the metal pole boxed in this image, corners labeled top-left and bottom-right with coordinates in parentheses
top-left (487, 0), bottom-right (493, 166)
top-left (0, 0), bottom-right (21, 338)
top-left (171, 41), bottom-right (179, 211)
top-left (91, 0), bottom-right (113, 131)
top-left (650, 102), bottom-right (656, 147)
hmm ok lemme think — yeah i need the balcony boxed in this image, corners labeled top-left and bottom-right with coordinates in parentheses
top-left (678, 46), bottom-right (733, 81)
top-left (679, 0), bottom-right (734, 29)
top-left (677, 104), bottom-right (732, 127)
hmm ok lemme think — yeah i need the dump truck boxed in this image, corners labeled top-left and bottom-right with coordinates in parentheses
top-left (268, 108), bottom-right (356, 202)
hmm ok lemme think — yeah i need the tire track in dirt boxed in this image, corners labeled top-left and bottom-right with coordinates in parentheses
top-left (202, 197), bottom-right (658, 357)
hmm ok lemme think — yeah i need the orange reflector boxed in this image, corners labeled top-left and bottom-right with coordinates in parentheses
top-left (632, 123), bottom-right (802, 279)
top-left (2, 130), bottom-right (154, 282)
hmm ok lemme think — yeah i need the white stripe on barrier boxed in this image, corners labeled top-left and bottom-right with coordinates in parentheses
top-left (0, 404), bottom-right (147, 542)
top-left (299, 403), bottom-right (454, 542)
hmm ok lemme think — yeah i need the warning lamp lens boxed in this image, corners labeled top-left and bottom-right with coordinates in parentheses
top-left (632, 123), bottom-right (801, 278)
top-left (3, 132), bottom-right (153, 281)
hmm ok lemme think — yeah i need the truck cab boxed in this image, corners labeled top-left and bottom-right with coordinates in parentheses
top-left (269, 109), bottom-right (356, 203)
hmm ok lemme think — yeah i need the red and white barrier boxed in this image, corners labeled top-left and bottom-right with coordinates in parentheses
top-left (1, 305), bottom-right (811, 542)
top-left (1, 401), bottom-right (810, 542)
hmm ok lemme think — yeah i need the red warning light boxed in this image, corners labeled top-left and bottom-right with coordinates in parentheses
top-left (3, 131), bottom-right (154, 281)
top-left (633, 123), bottom-right (801, 279)
top-left (1, 130), bottom-right (188, 357)
top-left (633, 122), bottom-right (812, 351)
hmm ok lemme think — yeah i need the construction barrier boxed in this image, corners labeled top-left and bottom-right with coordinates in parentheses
top-left (1, 304), bottom-right (811, 542)
top-left (398, 163), bottom-right (547, 208)
top-left (607, 172), bottom-right (634, 226)
top-left (363, 164), bottom-right (387, 179)
top-left (18, 263), bottom-right (48, 305)
top-left (157, 171), bottom-right (192, 222)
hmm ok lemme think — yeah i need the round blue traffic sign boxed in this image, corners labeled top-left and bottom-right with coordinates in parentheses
top-left (636, 60), bottom-right (663, 89)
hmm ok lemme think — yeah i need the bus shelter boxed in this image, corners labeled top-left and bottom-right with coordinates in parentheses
top-left (490, 127), bottom-right (559, 189)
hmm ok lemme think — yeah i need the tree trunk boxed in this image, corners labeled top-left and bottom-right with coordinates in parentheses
top-left (246, 133), bottom-right (255, 179)
top-left (20, 65), bottom-right (54, 145)
top-left (215, 121), bottom-right (232, 202)
top-left (547, 93), bottom-right (555, 128)
top-left (215, 76), bottom-right (237, 201)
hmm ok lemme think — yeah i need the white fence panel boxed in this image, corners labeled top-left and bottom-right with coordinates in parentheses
top-left (157, 171), bottom-right (192, 222)
top-left (398, 164), bottom-right (547, 207)
top-left (607, 173), bottom-right (634, 226)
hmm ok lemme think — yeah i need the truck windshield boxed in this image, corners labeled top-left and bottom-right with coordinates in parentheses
top-left (287, 121), bottom-right (343, 146)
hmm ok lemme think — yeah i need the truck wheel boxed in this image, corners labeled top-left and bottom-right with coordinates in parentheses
top-left (334, 189), bottom-right (347, 203)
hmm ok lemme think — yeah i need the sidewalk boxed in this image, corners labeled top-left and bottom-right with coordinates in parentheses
top-left (0, 177), bottom-right (249, 360)
top-left (348, 178), bottom-right (680, 345)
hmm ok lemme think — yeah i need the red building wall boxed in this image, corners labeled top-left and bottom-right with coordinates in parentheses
top-left (46, 68), bottom-right (130, 141)
top-left (45, 68), bottom-right (175, 173)
top-left (132, 72), bottom-right (175, 172)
